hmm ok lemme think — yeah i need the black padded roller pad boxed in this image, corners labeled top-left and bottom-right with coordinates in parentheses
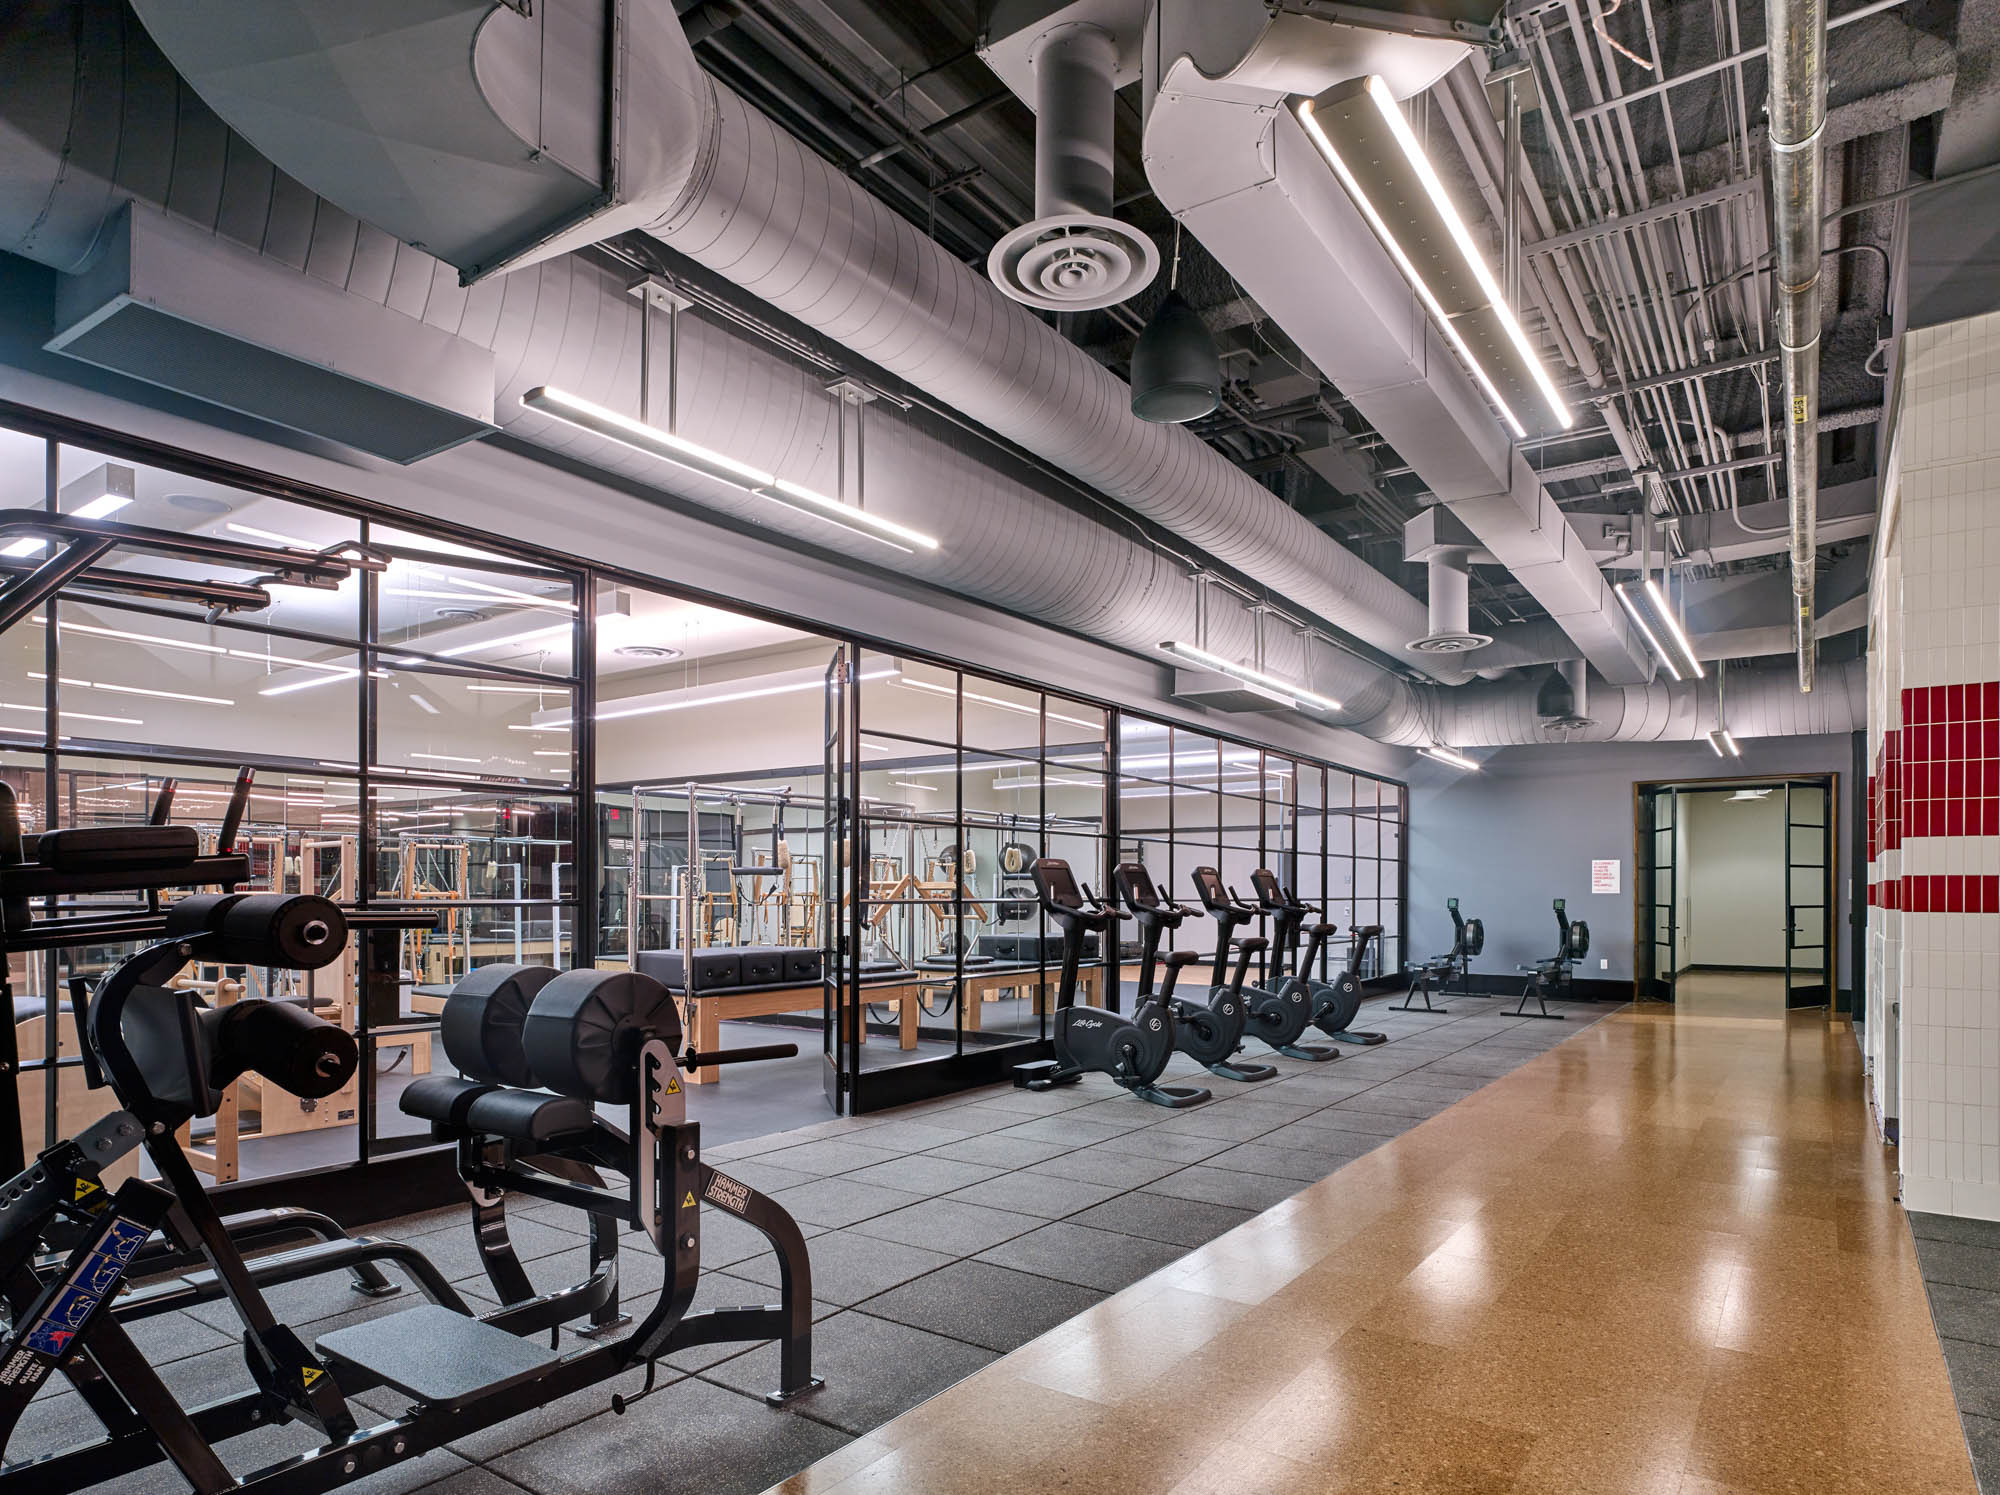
top-left (214, 894), bottom-right (348, 969)
top-left (441, 964), bottom-right (557, 1087)
top-left (34, 824), bottom-right (199, 873)
top-left (521, 970), bottom-right (682, 1104)
top-left (208, 1000), bottom-right (358, 1098)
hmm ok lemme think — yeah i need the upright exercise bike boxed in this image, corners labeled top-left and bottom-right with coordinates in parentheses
top-left (1117, 865), bottom-right (1277, 1083)
top-left (1013, 858), bottom-right (1209, 1107)
top-left (1249, 870), bottom-right (1390, 1045)
top-left (1199, 869), bottom-right (1337, 1062)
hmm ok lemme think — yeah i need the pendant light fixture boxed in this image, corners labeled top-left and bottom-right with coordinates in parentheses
top-left (1131, 225), bottom-right (1220, 423)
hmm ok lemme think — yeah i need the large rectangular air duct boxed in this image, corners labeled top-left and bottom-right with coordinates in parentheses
top-left (48, 204), bottom-right (495, 463)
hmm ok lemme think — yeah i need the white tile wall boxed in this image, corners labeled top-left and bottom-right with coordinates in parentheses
top-left (1882, 308), bottom-right (2000, 1220)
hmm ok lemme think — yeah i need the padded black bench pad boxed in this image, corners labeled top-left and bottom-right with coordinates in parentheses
top-left (317, 1304), bottom-right (561, 1407)
top-left (400, 1076), bottom-right (594, 1143)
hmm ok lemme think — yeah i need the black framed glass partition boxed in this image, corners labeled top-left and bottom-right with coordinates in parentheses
top-left (0, 406), bottom-right (1409, 1168)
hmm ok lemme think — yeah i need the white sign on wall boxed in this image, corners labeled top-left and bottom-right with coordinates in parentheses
top-left (1591, 859), bottom-right (1621, 895)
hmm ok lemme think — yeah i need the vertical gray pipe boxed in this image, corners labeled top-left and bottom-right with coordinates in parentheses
top-left (1766, 0), bottom-right (1827, 692)
top-left (1032, 24), bottom-right (1117, 219)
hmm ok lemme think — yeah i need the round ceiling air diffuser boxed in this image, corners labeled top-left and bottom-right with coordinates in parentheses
top-left (1405, 630), bottom-right (1493, 655)
top-left (615, 645), bottom-right (682, 661)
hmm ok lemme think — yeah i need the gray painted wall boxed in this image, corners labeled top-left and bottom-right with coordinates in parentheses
top-left (1408, 734), bottom-right (1856, 991)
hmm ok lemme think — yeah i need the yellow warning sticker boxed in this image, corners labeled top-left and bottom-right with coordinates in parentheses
top-left (301, 1367), bottom-right (324, 1390)
top-left (1792, 395), bottom-right (1808, 423)
top-left (682, 1191), bottom-right (698, 1210)
top-left (665, 1075), bottom-right (681, 1094)
top-left (71, 1178), bottom-right (102, 1203)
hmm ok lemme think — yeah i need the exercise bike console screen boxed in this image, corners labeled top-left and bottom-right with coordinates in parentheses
top-left (1192, 866), bottom-right (1228, 907)
top-left (1251, 869), bottom-right (1282, 905)
top-left (1034, 859), bottom-right (1083, 909)
top-left (1116, 862), bottom-right (1162, 909)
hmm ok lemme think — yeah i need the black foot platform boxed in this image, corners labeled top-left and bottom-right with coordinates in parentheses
top-left (317, 1305), bottom-right (561, 1410)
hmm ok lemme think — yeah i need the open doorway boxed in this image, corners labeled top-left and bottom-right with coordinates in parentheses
top-left (1635, 777), bottom-right (1835, 1016)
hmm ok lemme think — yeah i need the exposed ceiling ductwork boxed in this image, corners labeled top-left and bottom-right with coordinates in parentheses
top-left (117, 0), bottom-right (1455, 684)
top-left (1138, 0), bottom-right (1654, 688)
top-left (0, 0), bottom-right (1870, 751)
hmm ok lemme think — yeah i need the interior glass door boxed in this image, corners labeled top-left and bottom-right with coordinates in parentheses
top-left (1636, 786), bottom-right (1678, 1000)
top-left (823, 645), bottom-right (855, 1113)
top-left (1784, 780), bottom-right (1831, 1008)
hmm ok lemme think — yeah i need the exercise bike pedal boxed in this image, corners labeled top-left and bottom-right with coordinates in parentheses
top-left (1207, 1060), bottom-right (1278, 1082)
top-left (1012, 1059), bottom-right (1080, 1089)
top-left (1278, 1042), bottom-right (1339, 1062)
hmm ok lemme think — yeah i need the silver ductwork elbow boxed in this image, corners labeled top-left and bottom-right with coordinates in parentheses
top-left (1767, 0), bottom-right (1828, 692)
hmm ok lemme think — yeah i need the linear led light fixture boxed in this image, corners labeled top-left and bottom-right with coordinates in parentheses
top-left (1613, 579), bottom-right (1704, 681)
top-left (894, 675), bottom-right (1101, 731)
top-left (4, 463), bottom-right (138, 557)
top-left (512, 666), bottom-right (903, 730)
top-left (1295, 79), bottom-right (1574, 439)
top-left (521, 386), bottom-right (939, 555)
top-left (437, 623), bottom-right (571, 659)
top-left (1419, 746), bottom-right (1480, 771)
top-left (1707, 729), bottom-right (1741, 758)
top-left (1157, 641), bottom-right (1342, 714)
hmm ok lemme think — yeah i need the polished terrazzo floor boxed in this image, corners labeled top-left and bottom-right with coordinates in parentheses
top-left (767, 988), bottom-right (1975, 1495)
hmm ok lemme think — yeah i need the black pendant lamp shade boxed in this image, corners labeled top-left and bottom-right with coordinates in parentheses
top-left (1130, 290), bottom-right (1220, 423)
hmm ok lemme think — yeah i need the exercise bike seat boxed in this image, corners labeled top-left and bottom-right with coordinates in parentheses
top-left (402, 1075), bottom-right (596, 1144)
top-left (1164, 949), bottom-right (1202, 969)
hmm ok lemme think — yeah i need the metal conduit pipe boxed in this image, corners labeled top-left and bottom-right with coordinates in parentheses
top-left (1766, 0), bottom-right (1828, 692)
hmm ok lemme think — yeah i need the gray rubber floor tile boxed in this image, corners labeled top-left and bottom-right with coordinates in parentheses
top-left (658, 1272), bottom-right (839, 1374)
top-left (489, 1374), bottom-right (850, 1495)
top-left (844, 1197), bottom-right (1045, 1256)
top-left (1911, 1238), bottom-right (2000, 1293)
top-left (993, 1115), bottom-right (1139, 1148)
top-left (975, 1220), bottom-right (1189, 1293)
top-left (1091, 1127), bottom-right (1239, 1163)
top-left (703, 1309), bottom-right (997, 1435)
top-left (729, 1229), bottom-right (953, 1306)
top-left (751, 1138), bottom-right (906, 1176)
top-left (923, 1132), bottom-right (1074, 1168)
top-left (404, 1466), bottom-right (529, 1495)
top-left (766, 1176), bottom-right (925, 1229)
top-left (1959, 1412), bottom-right (2000, 1494)
top-left (944, 1170), bottom-right (1127, 1220)
top-left (119, 1307), bottom-right (235, 1366)
top-left (1329, 1093), bottom-right (1448, 1120)
top-left (698, 1204), bottom-right (826, 1271)
top-left (1026, 1148), bottom-right (1184, 1188)
top-left (1192, 1136), bottom-right (1368, 1182)
top-left (1141, 1165), bottom-right (1306, 1212)
top-left (1928, 1283), bottom-right (2000, 1349)
top-left (1038, 1099), bottom-right (1161, 1134)
top-left (958, 1087), bottom-right (1102, 1115)
top-left (707, 1159), bottom-right (819, 1196)
top-left (1144, 1106), bottom-right (1289, 1143)
top-left (860, 1259), bottom-right (1106, 1353)
top-left (843, 1118), bottom-right (979, 1151)
top-left (839, 1154), bottom-right (1004, 1197)
top-left (1065, 1191), bottom-right (1255, 1249)
top-left (1942, 1337), bottom-right (2000, 1419)
top-left (1913, 1212), bottom-right (2000, 1248)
